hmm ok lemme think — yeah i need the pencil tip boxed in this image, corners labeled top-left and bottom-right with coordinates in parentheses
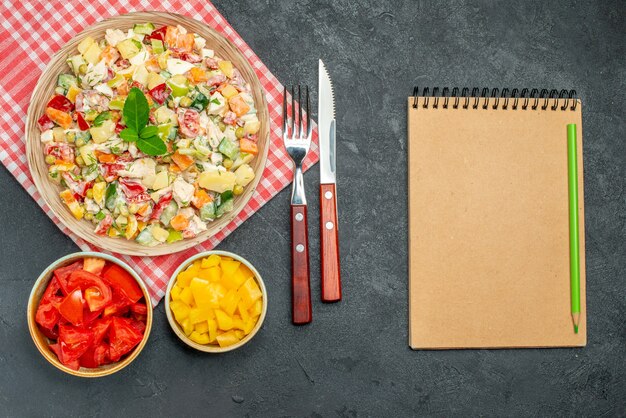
top-left (574, 325), bottom-right (578, 334)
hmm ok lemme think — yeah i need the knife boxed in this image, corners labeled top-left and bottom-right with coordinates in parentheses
top-left (318, 59), bottom-right (342, 302)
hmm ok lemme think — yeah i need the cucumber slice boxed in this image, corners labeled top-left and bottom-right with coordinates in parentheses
top-left (57, 74), bottom-right (77, 89)
top-left (133, 23), bottom-right (155, 35)
top-left (199, 201), bottom-right (216, 221)
top-left (151, 39), bottom-right (164, 54)
top-left (166, 229), bottom-right (183, 243)
top-left (215, 199), bottom-right (234, 217)
top-left (218, 138), bottom-right (240, 160)
top-left (157, 123), bottom-right (172, 140)
top-left (160, 201), bottom-right (179, 226)
top-left (168, 126), bottom-right (178, 141)
top-left (108, 98), bottom-right (125, 110)
top-left (107, 73), bottom-right (125, 88)
top-left (135, 227), bottom-right (156, 246)
top-left (166, 74), bottom-right (189, 97)
top-left (105, 183), bottom-right (118, 211)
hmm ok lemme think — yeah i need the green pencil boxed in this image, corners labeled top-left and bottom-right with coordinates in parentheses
top-left (567, 124), bottom-right (581, 333)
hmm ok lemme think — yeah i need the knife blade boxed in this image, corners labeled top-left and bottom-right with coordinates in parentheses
top-left (318, 59), bottom-right (341, 302)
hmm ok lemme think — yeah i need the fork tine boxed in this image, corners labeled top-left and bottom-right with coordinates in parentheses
top-left (282, 85), bottom-right (288, 138)
top-left (291, 85), bottom-right (295, 138)
top-left (306, 85), bottom-right (311, 139)
top-left (298, 85), bottom-right (303, 139)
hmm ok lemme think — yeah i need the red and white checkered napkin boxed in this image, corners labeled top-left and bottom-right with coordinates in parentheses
top-left (0, 0), bottom-right (318, 305)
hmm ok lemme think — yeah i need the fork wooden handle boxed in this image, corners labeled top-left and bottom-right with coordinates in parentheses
top-left (320, 183), bottom-right (342, 302)
top-left (291, 204), bottom-right (312, 324)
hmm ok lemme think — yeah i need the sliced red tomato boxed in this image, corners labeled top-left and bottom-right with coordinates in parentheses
top-left (150, 192), bottom-right (172, 220)
top-left (108, 317), bottom-right (144, 362)
top-left (115, 121), bottom-right (125, 134)
top-left (90, 318), bottom-right (112, 345)
top-left (58, 324), bottom-right (93, 364)
top-left (94, 214), bottom-right (113, 236)
top-left (36, 277), bottom-right (64, 331)
top-left (67, 270), bottom-right (112, 312)
top-left (47, 95), bottom-right (74, 112)
top-left (83, 257), bottom-right (105, 276)
top-left (118, 179), bottom-right (150, 204)
top-left (37, 114), bottom-right (54, 131)
top-left (102, 289), bottom-right (132, 317)
top-left (82, 306), bottom-right (103, 325)
top-left (79, 343), bottom-right (110, 368)
top-left (178, 108), bottom-right (200, 138)
top-left (129, 317), bottom-right (146, 335)
top-left (40, 275), bottom-right (63, 303)
top-left (129, 302), bottom-right (148, 315)
top-left (53, 261), bottom-right (83, 295)
top-left (76, 112), bottom-right (90, 130)
top-left (49, 343), bottom-right (79, 370)
top-left (40, 325), bottom-right (59, 340)
top-left (102, 264), bottom-right (143, 303)
top-left (84, 287), bottom-right (110, 313)
top-left (58, 288), bottom-right (84, 325)
top-left (36, 301), bottom-right (61, 331)
top-left (148, 83), bottom-right (170, 104)
top-left (145, 25), bottom-right (167, 42)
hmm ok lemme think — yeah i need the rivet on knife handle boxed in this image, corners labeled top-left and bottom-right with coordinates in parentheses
top-left (320, 183), bottom-right (341, 302)
top-left (291, 204), bottom-right (312, 323)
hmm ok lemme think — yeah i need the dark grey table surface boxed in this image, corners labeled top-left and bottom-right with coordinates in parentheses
top-left (1, 1), bottom-right (624, 416)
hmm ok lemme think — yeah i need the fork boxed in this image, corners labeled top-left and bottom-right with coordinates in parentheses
top-left (283, 85), bottom-right (312, 325)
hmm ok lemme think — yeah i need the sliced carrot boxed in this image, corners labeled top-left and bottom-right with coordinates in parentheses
top-left (228, 95), bottom-right (250, 117)
top-left (136, 203), bottom-right (151, 217)
top-left (95, 150), bottom-right (116, 164)
top-left (189, 67), bottom-right (208, 83)
top-left (192, 189), bottom-right (213, 209)
top-left (165, 26), bottom-right (179, 47)
top-left (170, 214), bottom-right (190, 231)
top-left (100, 45), bottom-right (120, 65)
top-left (145, 56), bottom-right (161, 72)
top-left (239, 137), bottom-right (258, 155)
top-left (176, 33), bottom-right (195, 52)
top-left (171, 152), bottom-right (194, 171)
top-left (45, 107), bottom-right (72, 129)
top-left (116, 79), bottom-right (129, 96)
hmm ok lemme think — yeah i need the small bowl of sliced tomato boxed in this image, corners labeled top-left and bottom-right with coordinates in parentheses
top-left (27, 252), bottom-right (152, 377)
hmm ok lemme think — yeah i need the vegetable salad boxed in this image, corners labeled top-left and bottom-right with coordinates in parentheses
top-left (39, 23), bottom-right (261, 246)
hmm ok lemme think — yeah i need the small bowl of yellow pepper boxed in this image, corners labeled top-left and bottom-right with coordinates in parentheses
top-left (165, 251), bottom-right (267, 353)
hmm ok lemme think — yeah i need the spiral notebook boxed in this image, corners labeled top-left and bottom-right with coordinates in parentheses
top-left (408, 87), bottom-right (587, 349)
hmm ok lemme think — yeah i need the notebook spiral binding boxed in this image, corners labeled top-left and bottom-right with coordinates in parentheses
top-left (411, 87), bottom-right (578, 111)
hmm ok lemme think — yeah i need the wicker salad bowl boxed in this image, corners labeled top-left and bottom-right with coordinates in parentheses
top-left (25, 11), bottom-right (269, 256)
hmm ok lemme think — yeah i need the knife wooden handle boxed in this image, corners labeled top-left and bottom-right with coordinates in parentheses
top-left (320, 183), bottom-right (342, 302)
top-left (291, 204), bottom-right (312, 324)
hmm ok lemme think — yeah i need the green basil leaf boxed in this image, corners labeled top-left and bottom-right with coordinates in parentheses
top-left (92, 111), bottom-right (111, 127)
top-left (136, 136), bottom-right (167, 156)
top-left (123, 87), bottom-right (149, 132)
top-left (119, 128), bottom-right (139, 142)
top-left (139, 125), bottom-right (159, 139)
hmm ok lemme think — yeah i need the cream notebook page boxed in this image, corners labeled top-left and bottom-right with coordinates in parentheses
top-left (407, 94), bottom-right (586, 349)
